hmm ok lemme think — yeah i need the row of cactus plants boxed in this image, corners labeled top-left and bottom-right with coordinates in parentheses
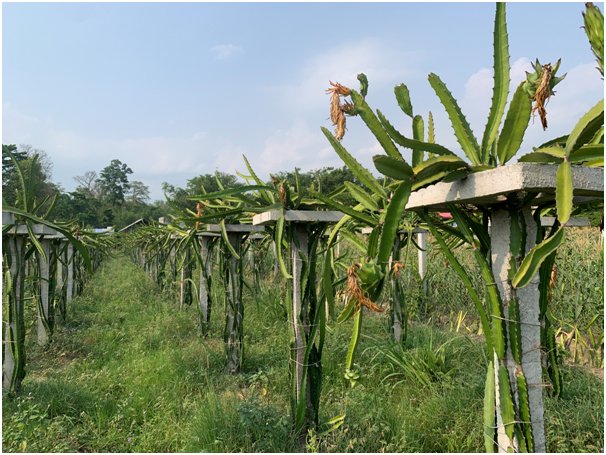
top-left (319, 3), bottom-right (603, 452)
top-left (119, 5), bottom-right (602, 449)
top-left (2, 151), bottom-right (113, 396)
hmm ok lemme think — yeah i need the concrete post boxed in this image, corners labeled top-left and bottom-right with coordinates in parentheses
top-left (179, 247), bottom-right (192, 308)
top-left (37, 239), bottom-right (51, 346)
top-left (389, 234), bottom-right (405, 343)
top-left (272, 241), bottom-right (279, 278)
top-left (417, 232), bottom-right (428, 294)
top-left (291, 223), bottom-right (311, 439)
top-left (491, 208), bottom-right (545, 453)
top-left (66, 243), bottom-right (74, 305)
top-left (198, 236), bottom-right (212, 335)
top-left (224, 232), bottom-right (243, 374)
top-left (56, 242), bottom-right (65, 321)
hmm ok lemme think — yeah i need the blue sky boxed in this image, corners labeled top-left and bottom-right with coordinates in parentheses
top-left (3, 2), bottom-right (604, 200)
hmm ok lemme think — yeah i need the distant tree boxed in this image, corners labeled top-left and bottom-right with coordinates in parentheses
top-left (74, 171), bottom-right (100, 197)
top-left (160, 172), bottom-right (244, 214)
top-left (161, 182), bottom-right (190, 212)
top-left (19, 144), bottom-right (53, 179)
top-left (126, 180), bottom-right (150, 205)
top-left (2, 144), bottom-right (28, 205)
top-left (97, 159), bottom-right (133, 206)
top-left (186, 172), bottom-right (243, 195)
top-left (53, 191), bottom-right (101, 227)
top-left (270, 166), bottom-right (359, 204)
top-left (2, 144), bottom-right (58, 208)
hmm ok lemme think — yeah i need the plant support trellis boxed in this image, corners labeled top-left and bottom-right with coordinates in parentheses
top-left (206, 223), bottom-right (265, 374)
top-left (253, 209), bottom-right (344, 442)
top-left (407, 163), bottom-right (603, 452)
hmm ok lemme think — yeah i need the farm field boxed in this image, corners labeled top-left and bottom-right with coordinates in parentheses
top-left (2, 2), bottom-right (604, 453)
top-left (2, 229), bottom-right (603, 453)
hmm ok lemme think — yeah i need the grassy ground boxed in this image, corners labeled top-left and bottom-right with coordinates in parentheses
top-left (2, 252), bottom-right (603, 452)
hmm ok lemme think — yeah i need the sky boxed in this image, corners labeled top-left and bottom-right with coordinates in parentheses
top-left (2, 2), bottom-right (604, 201)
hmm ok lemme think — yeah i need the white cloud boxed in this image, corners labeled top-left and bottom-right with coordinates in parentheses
top-left (459, 57), bottom-right (533, 141)
top-left (2, 103), bottom-right (254, 199)
top-left (258, 119), bottom-right (340, 174)
top-left (210, 44), bottom-right (243, 60)
top-left (278, 38), bottom-right (418, 112)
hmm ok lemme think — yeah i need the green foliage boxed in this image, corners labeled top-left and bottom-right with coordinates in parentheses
top-left (379, 334), bottom-right (464, 389)
top-left (427, 73), bottom-right (481, 165)
top-left (582, 3), bottom-right (604, 76)
top-left (2, 144), bottom-right (28, 206)
top-left (97, 159), bottom-right (133, 206)
top-left (482, 2), bottom-right (510, 161)
top-left (496, 82), bottom-right (532, 165)
top-left (2, 254), bottom-right (602, 452)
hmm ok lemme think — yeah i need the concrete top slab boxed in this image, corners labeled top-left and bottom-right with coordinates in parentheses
top-left (406, 163), bottom-right (603, 211)
top-left (204, 224), bottom-right (265, 233)
top-left (253, 210), bottom-right (344, 226)
top-left (5, 224), bottom-right (61, 236)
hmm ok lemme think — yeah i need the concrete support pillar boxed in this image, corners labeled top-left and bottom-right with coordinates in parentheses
top-left (37, 239), bottom-right (51, 346)
top-left (56, 242), bottom-right (65, 321)
top-left (66, 244), bottom-right (74, 305)
top-left (272, 241), bottom-right (279, 278)
top-left (198, 236), bottom-right (212, 335)
top-left (179, 247), bottom-right (192, 309)
top-left (417, 231), bottom-right (428, 294)
top-left (224, 233), bottom-right (243, 374)
top-left (291, 223), bottom-right (311, 440)
top-left (491, 208), bottom-right (545, 453)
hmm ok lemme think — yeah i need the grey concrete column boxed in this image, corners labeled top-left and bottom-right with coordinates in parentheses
top-left (198, 236), bottom-right (212, 334)
top-left (291, 223), bottom-right (311, 436)
top-left (66, 244), bottom-right (74, 305)
top-left (491, 208), bottom-right (545, 453)
top-left (56, 243), bottom-right (64, 309)
top-left (179, 247), bottom-right (192, 308)
top-left (417, 232), bottom-right (427, 294)
top-left (37, 239), bottom-right (51, 346)
top-left (224, 232), bottom-right (243, 374)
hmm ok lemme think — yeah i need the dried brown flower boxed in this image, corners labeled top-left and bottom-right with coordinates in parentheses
top-left (326, 81), bottom-right (353, 141)
top-left (345, 264), bottom-right (384, 313)
top-left (392, 261), bottom-right (405, 278)
top-left (195, 202), bottom-right (204, 229)
top-left (278, 181), bottom-right (287, 205)
top-left (532, 63), bottom-right (553, 130)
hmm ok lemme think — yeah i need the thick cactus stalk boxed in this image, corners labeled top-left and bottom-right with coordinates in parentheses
top-left (417, 231), bottom-right (428, 295)
top-left (198, 235), bottom-right (213, 336)
top-left (388, 234), bottom-right (407, 343)
top-left (538, 232), bottom-right (562, 397)
top-left (66, 243), bottom-right (74, 306)
top-left (223, 232), bottom-right (244, 374)
top-left (290, 223), bottom-right (324, 443)
top-left (291, 224), bottom-right (309, 439)
top-left (36, 239), bottom-right (52, 346)
top-left (55, 241), bottom-right (67, 322)
top-left (3, 235), bottom-right (26, 395)
top-left (491, 208), bottom-right (546, 453)
top-left (179, 247), bottom-right (193, 308)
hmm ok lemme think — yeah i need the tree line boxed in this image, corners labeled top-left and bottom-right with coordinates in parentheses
top-left (2, 144), bottom-right (360, 230)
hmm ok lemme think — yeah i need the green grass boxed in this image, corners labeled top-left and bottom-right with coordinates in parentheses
top-left (3, 249), bottom-right (604, 452)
